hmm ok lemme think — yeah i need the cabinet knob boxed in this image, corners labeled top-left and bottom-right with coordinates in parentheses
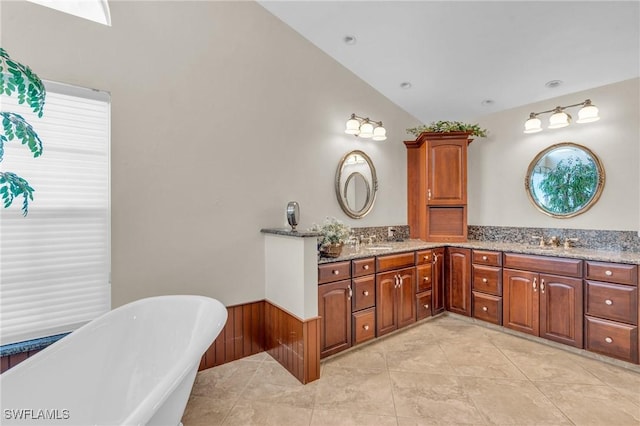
top-left (363, 265), bottom-right (369, 270)
top-left (423, 255), bottom-right (429, 261)
top-left (423, 277), bottom-right (429, 282)
top-left (605, 299), bottom-right (613, 306)
top-left (363, 290), bottom-right (369, 296)
top-left (482, 306), bottom-right (488, 312)
top-left (332, 270), bottom-right (340, 275)
top-left (482, 256), bottom-right (488, 261)
top-left (424, 304), bottom-right (429, 309)
top-left (604, 337), bottom-right (613, 344)
top-left (363, 324), bottom-right (370, 331)
top-left (605, 270), bottom-right (613, 276)
top-left (482, 278), bottom-right (488, 283)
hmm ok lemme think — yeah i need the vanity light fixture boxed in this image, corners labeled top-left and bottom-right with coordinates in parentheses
top-left (345, 113), bottom-right (387, 141)
top-left (523, 99), bottom-right (600, 134)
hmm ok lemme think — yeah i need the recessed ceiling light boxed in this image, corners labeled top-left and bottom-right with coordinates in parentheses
top-left (545, 80), bottom-right (563, 89)
top-left (481, 99), bottom-right (495, 106)
top-left (400, 82), bottom-right (412, 89)
top-left (343, 35), bottom-right (357, 45)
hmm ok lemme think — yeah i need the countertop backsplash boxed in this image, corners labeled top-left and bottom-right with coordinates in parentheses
top-left (468, 225), bottom-right (640, 252)
top-left (350, 225), bottom-right (410, 243)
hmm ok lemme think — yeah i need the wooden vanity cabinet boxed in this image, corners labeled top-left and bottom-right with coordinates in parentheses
top-left (416, 250), bottom-right (433, 320)
top-left (584, 261), bottom-right (638, 363)
top-left (503, 254), bottom-right (584, 348)
top-left (405, 132), bottom-right (470, 242)
top-left (351, 257), bottom-right (376, 346)
top-left (318, 277), bottom-right (352, 358)
top-left (445, 247), bottom-right (472, 316)
top-left (376, 252), bottom-right (416, 337)
top-left (471, 249), bottom-right (503, 325)
top-left (432, 247), bottom-right (446, 314)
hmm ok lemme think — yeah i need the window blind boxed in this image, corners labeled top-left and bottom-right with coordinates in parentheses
top-left (0, 81), bottom-right (110, 346)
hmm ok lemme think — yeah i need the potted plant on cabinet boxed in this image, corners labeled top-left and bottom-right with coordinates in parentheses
top-left (311, 217), bottom-right (351, 258)
top-left (406, 120), bottom-right (488, 139)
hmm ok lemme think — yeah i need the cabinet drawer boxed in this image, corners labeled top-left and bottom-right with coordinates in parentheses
top-left (472, 292), bottom-right (502, 325)
top-left (416, 250), bottom-right (432, 265)
top-left (416, 291), bottom-right (432, 320)
top-left (318, 261), bottom-right (351, 284)
top-left (352, 257), bottom-right (375, 278)
top-left (472, 250), bottom-right (502, 266)
top-left (585, 281), bottom-right (638, 325)
top-left (472, 265), bottom-right (502, 296)
top-left (417, 263), bottom-right (433, 292)
top-left (353, 308), bottom-right (376, 344)
top-left (585, 261), bottom-right (638, 286)
top-left (585, 316), bottom-right (638, 364)
top-left (377, 252), bottom-right (415, 272)
top-left (352, 276), bottom-right (375, 311)
top-left (503, 253), bottom-right (583, 278)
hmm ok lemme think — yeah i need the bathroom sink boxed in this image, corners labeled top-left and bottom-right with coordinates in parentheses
top-left (366, 246), bottom-right (393, 251)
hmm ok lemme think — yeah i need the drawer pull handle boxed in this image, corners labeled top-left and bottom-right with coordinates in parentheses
top-left (363, 324), bottom-right (369, 331)
top-left (363, 290), bottom-right (369, 296)
top-left (482, 256), bottom-right (488, 261)
top-left (363, 265), bottom-right (369, 270)
top-left (423, 277), bottom-right (429, 282)
top-left (332, 270), bottom-right (340, 275)
top-left (482, 278), bottom-right (488, 283)
top-left (604, 337), bottom-right (613, 344)
top-left (482, 306), bottom-right (488, 312)
top-left (424, 304), bottom-right (429, 309)
top-left (605, 299), bottom-right (613, 306)
top-left (533, 277), bottom-right (537, 292)
top-left (540, 279), bottom-right (545, 294)
top-left (605, 270), bottom-right (613, 276)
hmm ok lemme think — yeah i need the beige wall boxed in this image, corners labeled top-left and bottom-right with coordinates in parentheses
top-left (1, 1), bottom-right (420, 307)
top-left (469, 78), bottom-right (640, 232)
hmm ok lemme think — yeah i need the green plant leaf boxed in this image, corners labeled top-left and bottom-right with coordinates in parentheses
top-left (0, 112), bottom-right (43, 160)
top-left (0, 171), bottom-right (34, 215)
top-left (0, 47), bottom-right (46, 116)
top-left (406, 121), bottom-right (488, 138)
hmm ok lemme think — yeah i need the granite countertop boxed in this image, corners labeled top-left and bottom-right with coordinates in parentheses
top-left (318, 239), bottom-right (640, 265)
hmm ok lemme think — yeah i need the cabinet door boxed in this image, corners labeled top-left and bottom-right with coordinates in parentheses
top-left (376, 271), bottom-right (398, 337)
top-left (446, 248), bottom-right (472, 316)
top-left (539, 274), bottom-right (583, 348)
top-left (318, 280), bottom-right (352, 358)
top-left (397, 267), bottom-right (417, 329)
top-left (426, 139), bottom-right (467, 205)
top-left (503, 269), bottom-right (538, 336)
top-left (432, 247), bottom-right (446, 314)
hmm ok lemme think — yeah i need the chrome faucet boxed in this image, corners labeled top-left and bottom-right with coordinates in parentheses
top-left (531, 235), bottom-right (545, 247)
top-left (564, 238), bottom-right (579, 249)
top-left (548, 236), bottom-right (560, 247)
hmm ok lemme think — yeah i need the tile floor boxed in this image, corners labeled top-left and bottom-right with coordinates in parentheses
top-left (182, 315), bottom-right (640, 426)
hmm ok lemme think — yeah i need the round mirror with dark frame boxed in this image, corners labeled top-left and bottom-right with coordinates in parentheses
top-left (335, 150), bottom-right (378, 219)
top-left (525, 142), bottom-right (605, 218)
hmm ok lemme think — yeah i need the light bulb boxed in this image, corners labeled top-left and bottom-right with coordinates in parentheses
top-left (524, 114), bottom-right (542, 134)
top-left (372, 125), bottom-right (387, 141)
top-left (359, 121), bottom-right (374, 138)
top-left (345, 116), bottom-right (360, 135)
top-left (577, 100), bottom-right (600, 123)
top-left (548, 108), bottom-right (570, 129)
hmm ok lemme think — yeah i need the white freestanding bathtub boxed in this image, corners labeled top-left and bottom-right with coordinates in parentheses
top-left (0, 295), bottom-right (227, 426)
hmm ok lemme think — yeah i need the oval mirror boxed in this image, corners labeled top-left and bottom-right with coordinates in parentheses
top-left (335, 150), bottom-right (378, 219)
top-left (525, 142), bottom-right (605, 218)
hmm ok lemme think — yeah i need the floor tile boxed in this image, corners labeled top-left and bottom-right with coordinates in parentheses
top-left (314, 366), bottom-right (396, 416)
top-left (189, 359), bottom-right (260, 399)
top-left (439, 342), bottom-right (528, 379)
top-left (390, 370), bottom-right (485, 424)
top-left (386, 342), bottom-right (455, 375)
top-left (460, 376), bottom-right (572, 425)
top-left (222, 400), bottom-right (313, 426)
top-left (181, 395), bottom-right (236, 426)
top-left (310, 408), bottom-right (397, 426)
top-left (535, 382), bottom-right (640, 425)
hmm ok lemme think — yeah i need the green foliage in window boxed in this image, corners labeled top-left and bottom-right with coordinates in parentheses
top-left (0, 47), bottom-right (46, 215)
top-left (538, 156), bottom-right (598, 214)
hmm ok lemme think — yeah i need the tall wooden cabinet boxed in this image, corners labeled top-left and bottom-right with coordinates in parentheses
top-left (405, 132), bottom-right (470, 241)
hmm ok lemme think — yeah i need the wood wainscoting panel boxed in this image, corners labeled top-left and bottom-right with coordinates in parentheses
top-left (199, 300), bottom-right (265, 370)
top-left (0, 349), bottom-right (42, 374)
top-left (264, 300), bottom-right (320, 384)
